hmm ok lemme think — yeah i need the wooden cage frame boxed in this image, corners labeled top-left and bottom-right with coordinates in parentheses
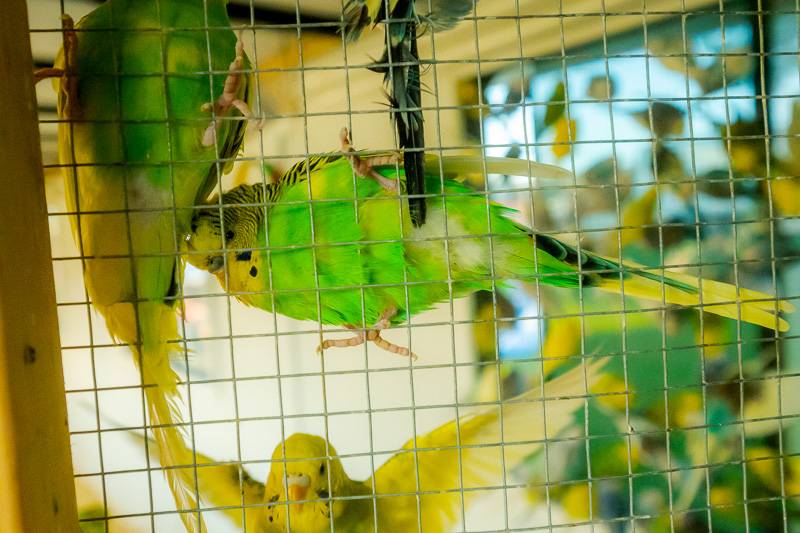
top-left (0, 1), bottom-right (79, 531)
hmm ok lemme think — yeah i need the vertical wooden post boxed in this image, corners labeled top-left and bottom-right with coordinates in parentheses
top-left (0, 1), bottom-right (79, 532)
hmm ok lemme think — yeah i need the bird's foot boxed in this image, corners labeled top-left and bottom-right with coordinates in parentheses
top-left (33, 67), bottom-right (64, 83)
top-left (201, 32), bottom-right (260, 147)
top-left (316, 307), bottom-right (417, 359)
top-left (33, 15), bottom-right (75, 84)
top-left (35, 15), bottom-right (79, 117)
top-left (339, 128), bottom-right (400, 192)
top-left (369, 333), bottom-right (417, 359)
top-left (316, 325), bottom-right (366, 352)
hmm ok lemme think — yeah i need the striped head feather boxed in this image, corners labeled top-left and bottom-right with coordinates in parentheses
top-left (186, 184), bottom-right (269, 273)
top-left (185, 155), bottom-right (339, 273)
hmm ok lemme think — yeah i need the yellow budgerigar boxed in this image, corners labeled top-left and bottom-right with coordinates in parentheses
top-left (147, 360), bottom-right (603, 532)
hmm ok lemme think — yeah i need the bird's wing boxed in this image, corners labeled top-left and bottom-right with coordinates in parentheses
top-left (370, 360), bottom-right (605, 531)
top-left (193, 457), bottom-right (265, 529)
top-left (418, 0), bottom-right (477, 32)
top-left (343, 0), bottom-right (397, 40)
top-left (344, 0), bottom-right (477, 37)
top-left (135, 430), bottom-right (265, 529)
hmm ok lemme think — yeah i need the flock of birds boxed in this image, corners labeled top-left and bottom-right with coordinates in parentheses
top-left (38, 1), bottom-right (793, 531)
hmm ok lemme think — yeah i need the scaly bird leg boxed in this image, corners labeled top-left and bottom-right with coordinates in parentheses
top-left (202, 32), bottom-right (261, 147)
top-left (317, 324), bottom-right (365, 352)
top-left (317, 306), bottom-right (417, 359)
top-left (339, 127), bottom-right (400, 192)
top-left (34, 15), bottom-right (79, 117)
top-left (33, 67), bottom-right (63, 82)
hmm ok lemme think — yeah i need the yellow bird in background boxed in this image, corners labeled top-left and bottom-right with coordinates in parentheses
top-left (142, 361), bottom-right (604, 532)
top-left (603, 186), bottom-right (659, 255)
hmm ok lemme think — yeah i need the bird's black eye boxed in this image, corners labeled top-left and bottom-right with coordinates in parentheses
top-left (319, 463), bottom-right (325, 475)
top-left (318, 489), bottom-right (329, 499)
top-left (225, 230), bottom-right (234, 241)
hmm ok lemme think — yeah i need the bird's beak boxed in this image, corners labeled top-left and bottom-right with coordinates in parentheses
top-left (208, 255), bottom-right (225, 273)
top-left (286, 473), bottom-right (310, 506)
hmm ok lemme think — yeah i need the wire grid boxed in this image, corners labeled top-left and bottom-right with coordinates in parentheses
top-left (30, 0), bottom-right (800, 531)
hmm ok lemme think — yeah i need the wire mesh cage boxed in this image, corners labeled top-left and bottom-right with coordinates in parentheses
top-left (20, 0), bottom-right (800, 531)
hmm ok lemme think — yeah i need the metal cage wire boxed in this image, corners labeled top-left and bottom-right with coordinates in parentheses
top-left (29, 0), bottom-right (800, 531)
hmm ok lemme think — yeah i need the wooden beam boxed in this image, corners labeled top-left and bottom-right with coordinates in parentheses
top-left (0, 1), bottom-right (79, 532)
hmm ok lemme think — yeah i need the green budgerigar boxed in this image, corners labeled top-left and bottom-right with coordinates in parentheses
top-left (185, 131), bottom-right (792, 357)
top-left (49, 1), bottom-right (253, 529)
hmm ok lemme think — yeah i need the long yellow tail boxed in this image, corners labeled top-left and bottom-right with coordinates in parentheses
top-left (104, 301), bottom-right (203, 533)
top-left (596, 260), bottom-right (795, 331)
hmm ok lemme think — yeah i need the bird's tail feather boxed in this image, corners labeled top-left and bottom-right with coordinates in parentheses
top-left (141, 354), bottom-right (203, 533)
top-left (104, 301), bottom-right (204, 533)
top-left (596, 261), bottom-right (794, 332)
top-left (428, 154), bottom-right (574, 180)
top-left (528, 233), bottom-right (793, 332)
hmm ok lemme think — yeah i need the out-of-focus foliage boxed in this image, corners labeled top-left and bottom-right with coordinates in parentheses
top-left (464, 2), bottom-right (799, 530)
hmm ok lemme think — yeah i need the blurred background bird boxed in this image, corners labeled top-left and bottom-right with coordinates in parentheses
top-left (130, 361), bottom-right (604, 532)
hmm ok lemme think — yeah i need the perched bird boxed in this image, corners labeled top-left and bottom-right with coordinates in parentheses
top-left (139, 361), bottom-right (603, 532)
top-left (47, 1), bottom-right (253, 529)
top-left (343, 0), bottom-right (478, 227)
top-left (185, 132), bottom-right (792, 357)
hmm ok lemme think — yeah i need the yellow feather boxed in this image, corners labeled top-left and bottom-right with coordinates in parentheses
top-left (369, 359), bottom-right (605, 531)
top-left (541, 316), bottom-right (582, 375)
top-left (766, 176), bottom-right (800, 216)
top-left (128, 411), bottom-right (265, 532)
top-left (101, 301), bottom-right (204, 532)
top-left (175, 361), bottom-right (605, 532)
top-left (596, 260), bottom-right (794, 331)
top-left (603, 186), bottom-right (659, 254)
top-left (368, 0), bottom-right (398, 24)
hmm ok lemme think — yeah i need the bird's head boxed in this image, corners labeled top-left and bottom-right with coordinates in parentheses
top-left (186, 188), bottom-right (262, 274)
top-left (185, 207), bottom-right (227, 273)
top-left (263, 433), bottom-right (348, 531)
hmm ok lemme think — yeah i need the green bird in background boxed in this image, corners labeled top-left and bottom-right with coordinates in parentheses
top-left (343, 0), bottom-right (478, 227)
top-left (46, 1), bottom-right (254, 529)
top-left (185, 130), bottom-right (792, 357)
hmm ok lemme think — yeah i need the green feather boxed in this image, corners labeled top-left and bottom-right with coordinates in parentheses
top-left (57, 1), bottom-right (251, 530)
top-left (187, 155), bottom-right (792, 334)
